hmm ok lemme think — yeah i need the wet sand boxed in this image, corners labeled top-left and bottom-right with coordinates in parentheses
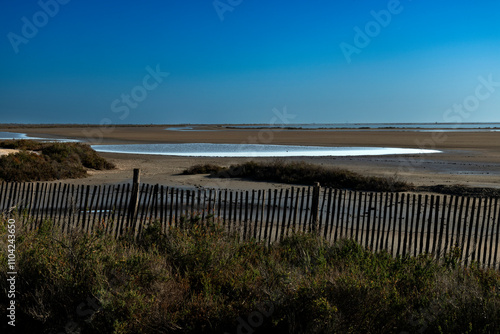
top-left (1, 125), bottom-right (499, 190)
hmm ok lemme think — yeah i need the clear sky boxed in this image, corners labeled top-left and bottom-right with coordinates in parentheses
top-left (1, 0), bottom-right (499, 124)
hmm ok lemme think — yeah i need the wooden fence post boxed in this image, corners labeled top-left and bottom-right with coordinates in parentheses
top-left (311, 182), bottom-right (321, 233)
top-left (129, 169), bottom-right (140, 222)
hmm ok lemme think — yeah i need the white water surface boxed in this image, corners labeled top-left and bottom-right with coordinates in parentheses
top-left (0, 132), bottom-right (79, 142)
top-left (92, 143), bottom-right (441, 157)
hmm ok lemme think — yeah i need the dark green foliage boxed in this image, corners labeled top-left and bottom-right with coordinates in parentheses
top-left (419, 184), bottom-right (500, 198)
top-left (182, 163), bottom-right (225, 175)
top-left (1, 216), bottom-right (499, 333)
top-left (206, 160), bottom-right (412, 192)
top-left (0, 150), bottom-right (86, 182)
top-left (0, 140), bottom-right (114, 182)
top-left (184, 161), bottom-right (499, 197)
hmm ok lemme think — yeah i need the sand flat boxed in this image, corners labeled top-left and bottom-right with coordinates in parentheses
top-left (1, 125), bottom-right (499, 190)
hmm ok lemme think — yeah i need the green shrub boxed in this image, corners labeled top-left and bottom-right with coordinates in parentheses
top-left (182, 163), bottom-right (225, 175)
top-left (205, 160), bottom-right (412, 192)
top-left (0, 141), bottom-right (114, 182)
top-left (1, 215), bottom-right (499, 333)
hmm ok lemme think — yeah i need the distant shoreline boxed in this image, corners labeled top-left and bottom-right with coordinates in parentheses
top-left (1, 122), bottom-right (500, 131)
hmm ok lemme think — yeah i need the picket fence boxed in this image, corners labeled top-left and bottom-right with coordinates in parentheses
top-left (1, 176), bottom-right (500, 269)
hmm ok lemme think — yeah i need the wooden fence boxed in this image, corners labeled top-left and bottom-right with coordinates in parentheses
top-left (1, 177), bottom-right (500, 269)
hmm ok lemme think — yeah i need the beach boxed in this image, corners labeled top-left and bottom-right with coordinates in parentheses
top-left (1, 125), bottom-right (499, 190)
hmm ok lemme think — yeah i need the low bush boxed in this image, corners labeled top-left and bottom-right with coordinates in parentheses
top-left (185, 160), bottom-right (412, 192)
top-left (182, 163), bottom-right (225, 175)
top-left (0, 141), bottom-right (114, 182)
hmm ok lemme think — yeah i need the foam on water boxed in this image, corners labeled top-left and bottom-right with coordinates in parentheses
top-left (92, 143), bottom-right (441, 157)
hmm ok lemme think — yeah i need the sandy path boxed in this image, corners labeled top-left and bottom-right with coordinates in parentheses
top-left (0, 149), bottom-right (19, 156)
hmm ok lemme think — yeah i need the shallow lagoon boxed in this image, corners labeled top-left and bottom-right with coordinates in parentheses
top-left (0, 132), bottom-right (79, 142)
top-left (0, 132), bottom-right (34, 140)
top-left (92, 143), bottom-right (441, 158)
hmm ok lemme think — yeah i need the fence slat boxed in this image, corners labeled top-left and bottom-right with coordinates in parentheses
top-left (253, 190), bottom-right (259, 240)
top-left (444, 195), bottom-right (455, 256)
top-left (0, 182), bottom-right (6, 210)
top-left (369, 192), bottom-right (377, 251)
top-left (264, 189), bottom-right (272, 242)
top-left (2, 182), bottom-right (12, 211)
top-left (470, 197), bottom-right (482, 264)
top-left (49, 182), bottom-right (59, 223)
top-left (464, 197), bottom-right (476, 266)
top-left (333, 190), bottom-right (343, 242)
top-left (271, 189), bottom-right (279, 243)
top-left (489, 198), bottom-right (499, 268)
top-left (473, 198), bottom-right (489, 263)
top-left (89, 186), bottom-right (99, 232)
top-left (437, 196), bottom-right (447, 259)
top-left (340, 190), bottom-right (348, 242)
top-left (18, 182), bottom-right (27, 219)
top-left (431, 196), bottom-right (440, 257)
top-left (323, 188), bottom-right (332, 240)
top-left (258, 190), bottom-right (265, 241)
top-left (480, 197), bottom-right (490, 265)
top-left (243, 191), bottom-right (249, 240)
top-left (493, 198), bottom-right (500, 269)
top-left (390, 193), bottom-right (399, 255)
top-left (286, 188), bottom-right (294, 237)
top-left (111, 185), bottom-right (122, 237)
top-left (402, 193), bottom-right (410, 257)
top-left (280, 189), bottom-right (289, 241)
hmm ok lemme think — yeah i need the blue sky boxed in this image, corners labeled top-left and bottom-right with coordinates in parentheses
top-left (1, 0), bottom-right (499, 124)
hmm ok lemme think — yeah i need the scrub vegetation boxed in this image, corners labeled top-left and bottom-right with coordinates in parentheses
top-left (1, 214), bottom-right (499, 333)
top-left (0, 140), bottom-right (115, 182)
top-left (184, 160), bottom-right (411, 192)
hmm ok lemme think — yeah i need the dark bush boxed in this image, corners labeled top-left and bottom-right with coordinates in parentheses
top-left (182, 163), bottom-right (225, 175)
top-left (0, 141), bottom-right (114, 182)
top-left (207, 160), bottom-right (412, 192)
